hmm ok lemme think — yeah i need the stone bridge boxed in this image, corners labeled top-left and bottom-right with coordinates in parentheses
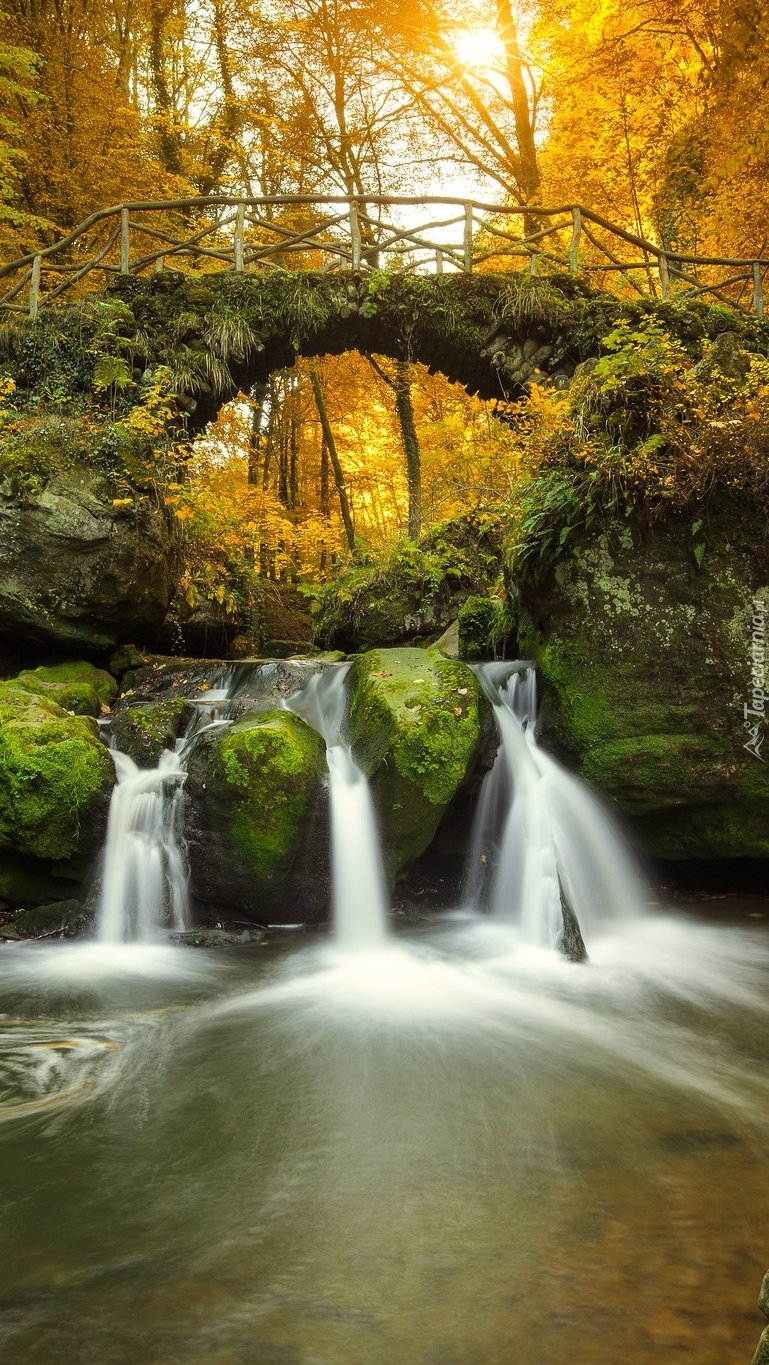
top-left (6, 266), bottom-right (749, 434)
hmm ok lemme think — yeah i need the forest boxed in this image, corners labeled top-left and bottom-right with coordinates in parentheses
top-left (0, 0), bottom-right (767, 657)
top-left (2, 8), bottom-right (769, 1364)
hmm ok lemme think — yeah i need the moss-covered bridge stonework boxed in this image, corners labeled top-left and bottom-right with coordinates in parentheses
top-left (7, 267), bottom-right (766, 431)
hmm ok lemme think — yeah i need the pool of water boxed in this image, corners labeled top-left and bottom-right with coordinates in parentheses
top-left (0, 909), bottom-right (767, 1364)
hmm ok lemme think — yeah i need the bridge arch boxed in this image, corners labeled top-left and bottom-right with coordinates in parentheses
top-left (99, 268), bottom-right (591, 431)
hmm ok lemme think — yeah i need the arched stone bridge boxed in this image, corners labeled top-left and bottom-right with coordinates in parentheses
top-left (7, 266), bottom-right (761, 433)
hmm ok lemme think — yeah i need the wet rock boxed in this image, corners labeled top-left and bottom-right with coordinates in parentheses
top-left (513, 507), bottom-right (769, 860)
top-left (0, 681), bottom-right (114, 862)
top-left (110, 697), bottom-right (194, 767)
top-left (559, 899), bottom-right (588, 963)
top-left (170, 928), bottom-right (265, 947)
top-left (346, 647), bottom-right (493, 882)
top-left (185, 709), bottom-right (330, 925)
top-left (0, 470), bottom-right (179, 651)
top-left (0, 850), bottom-right (84, 910)
top-left (753, 1326), bottom-right (769, 1365)
top-left (9, 898), bottom-right (90, 939)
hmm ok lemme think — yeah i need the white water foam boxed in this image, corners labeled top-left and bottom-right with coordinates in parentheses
top-left (287, 666), bottom-right (388, 951)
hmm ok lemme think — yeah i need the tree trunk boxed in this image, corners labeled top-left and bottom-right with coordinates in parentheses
top-left (248, 383), bottom-right (268, 486)
top-left (149, 0), bottom-right (184, 177)
top-left (309, 366), bottom-right (356, 556)
top-left (368, 355), bottom-right (422, 540)
top-left (393, 362), bottom-right (421, 539)
top-left (319, 434), bottom-right (330, 573)
top-left (494, 0), bottom-right (541, 203)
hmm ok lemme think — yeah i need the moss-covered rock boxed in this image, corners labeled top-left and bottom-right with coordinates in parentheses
top-left (0, 468), bottom-right (179, 652)
top-left (7, 898), bottom-right (91, 940)
top-left (184, 708), bottom-right (330, 923)
top-left (346, 647), bottom-right (492, 879)
top-left (110, 697), bottom-right (193, 767)
top-left (312, 513), bottom-right (505, 652)
top-left (211, 710), bottom-right (326, 876)
top-left (15, 660), bottom-right (118, 717)
top-left (0, 681), bottom-right (114, 861)
top-left (512, 503), bottom-right (769, 860)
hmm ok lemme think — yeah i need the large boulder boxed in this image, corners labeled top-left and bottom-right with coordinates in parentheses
top-left (346, 647), bottom-right (493, 880)
top-left (0, 681), bottom-right (114, 869)
top-left (0, 470), bottom-right (179, 650)
top-left (513, 507), bottom-right (769, 860)
top-left (185, 709), bottom-right (329, 924)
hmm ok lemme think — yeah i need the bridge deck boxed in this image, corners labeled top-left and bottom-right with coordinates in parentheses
top-left (2, 195), bottom-right (766, 321)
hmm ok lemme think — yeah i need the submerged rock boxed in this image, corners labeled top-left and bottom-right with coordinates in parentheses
top-left (185, 709), bottom-right (329, 924)
top-left (0, 469), bottom-right (179, 650)
top-left (513, 505), bottom-right (769, 860)
top-left (0, 681), bottom-right (114, 863)
top-left (170, 928), bottom-right (265, 947)
top-left (346, 647), bottom-right (493, 881)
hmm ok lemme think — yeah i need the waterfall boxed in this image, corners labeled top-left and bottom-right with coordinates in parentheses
top-left (98, 749), bottom-right (189, 943)
top-left (468, 662), bottom-right (646, 951)
top-left (97, 677), bottom-right (235, 944)
top-left (287, 666), bottom-right (388, 951)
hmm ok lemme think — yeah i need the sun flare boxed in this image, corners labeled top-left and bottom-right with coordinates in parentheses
top-left (454, 25), bottom-right (505, 71)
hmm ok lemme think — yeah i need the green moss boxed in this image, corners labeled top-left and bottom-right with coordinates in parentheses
top-left (0, 682), bottom-right (114, 860)
top-left (209, 709), bottom-right (326, 877)
top-left (457, 594), bottom-right (509, 659)
top-left (15, 661), bottom-right (118, 717)
top-left (513, 516), bottom-right (769, 859)
top-left (312, 512), bottom-right (504, 651)
top-left (110, 697), bottom-right (191, 767)
top-left (347, 647), bottom-right (488, 875)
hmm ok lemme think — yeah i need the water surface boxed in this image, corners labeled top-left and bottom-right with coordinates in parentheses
top-left (0, 911), bottom-right (767, 1364)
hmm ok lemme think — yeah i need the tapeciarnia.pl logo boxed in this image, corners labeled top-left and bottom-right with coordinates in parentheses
top-left (744, 597), bottom-right (766, 762)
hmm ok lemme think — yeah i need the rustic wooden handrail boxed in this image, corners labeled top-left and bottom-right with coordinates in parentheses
top-left (1, 194), bottom-right (767, 318)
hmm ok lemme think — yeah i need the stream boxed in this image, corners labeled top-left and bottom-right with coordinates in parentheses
top-left (0, 663), bottom-right (767, 1363)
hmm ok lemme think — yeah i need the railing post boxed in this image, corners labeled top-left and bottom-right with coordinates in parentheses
top-left (29, 254), bottom-right (42, 317)
top-left (154, 254), bottom-right (165, 274)
top-left (658, 251), bottom-right (670, 299)
top-left (234, 202), bottom-right (245, 272)
top-left (753, 262), bottom-right (764, 319)
top-left (349, 201), bottom-right (361, 271)
top-left (120, 207), bottom-right (130, 274)
top-left (463, 202), bottom-right (473, 272)
top-left (435, 247), bottom-right (444, 276)
top-left (530, 252), bottom-right (539, 277)
top-left (569, 206), bottom-right (582, 277)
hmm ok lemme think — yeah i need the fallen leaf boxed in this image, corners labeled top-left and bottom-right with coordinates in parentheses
top-left (452, 707), bottom-right (463, 717)
top-left (458, 688), bottom-right (468, 695)
top-left (414, 678), bottom-right (425, 683)
top-left (100, 704), bottom-right (111, 715)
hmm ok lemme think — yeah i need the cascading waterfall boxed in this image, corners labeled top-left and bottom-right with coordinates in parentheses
top-left (287, 666), bottom-right (388, 951)
top-left (97, 674), bottom-right (235, 944)
top-left (467, 661), bottom-right (647, 950)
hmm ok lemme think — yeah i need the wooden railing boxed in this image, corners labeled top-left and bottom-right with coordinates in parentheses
top-left (1, 194), bottom-right (767, 319)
